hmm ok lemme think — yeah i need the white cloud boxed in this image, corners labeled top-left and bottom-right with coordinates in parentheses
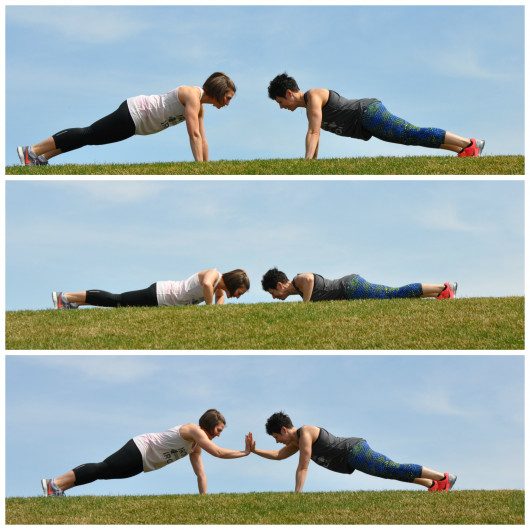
top-left (415, 204), bottom-right (487, 233)
top-left (8, 7), bottom-right (151, 44)
top-left (28, 356), bottom-right (162, 384)
top-left (427, 50), bottom-right (509, 81)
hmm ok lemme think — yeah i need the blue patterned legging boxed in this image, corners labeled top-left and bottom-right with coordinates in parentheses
top-left (348, 440), bottom-right (422, 483)
top-left (362, 101), bottom-right (446, 148)
top-left (344, 274), bottom-right (423, 299)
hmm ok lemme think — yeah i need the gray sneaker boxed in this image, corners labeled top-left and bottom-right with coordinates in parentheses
top-left (52, 291), bottom-right (79, 310)
top-left (475, 139), bottom-right (485, 156)
top-left (41, 478), bottom-right (64, 497)
top-left (17, 146), bottom-right (48, 166)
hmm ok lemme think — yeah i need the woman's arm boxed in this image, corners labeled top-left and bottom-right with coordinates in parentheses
top-left (199, 269), bottom-right (220, 305)
top-left (198, 106), bottom-right (209, 161)
top-left (183, 424), bottom-right (250, 459)
top-left (305, 91), bottom-right (324, 159)
top-left (181, 87), bottom-right (204, 161)
top-left (295, 428), bottom-right (313, 492)
top-left (294, 273), bottom-right (315, 302)
top-left (214, 287), bottom-right (226, 305)
top-left (189, 446), bottom-right (207, 494)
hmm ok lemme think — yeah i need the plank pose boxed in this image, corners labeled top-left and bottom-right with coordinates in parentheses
top-left (247, 412), bottom-right (456, 492)
top-left (52, 268), bottom-right (249, 309)
top-left (18, 72), bottom-right (236, 165)
top-left (261, 268), bottom-right (456, 302)
top-left (268, 72), bottom-right (484, 159)
top-left (42, 409), bottom-right (252, 496)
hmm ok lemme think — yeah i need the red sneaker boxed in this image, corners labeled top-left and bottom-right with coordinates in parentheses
top-left (437, 282), bottom-right (457, 300)
top-left (457, 139), bottom-right (485, 157)
top-left (428, 480), bottom-right (440, 492)
top-left (437, 472), bottom-right (457, 491)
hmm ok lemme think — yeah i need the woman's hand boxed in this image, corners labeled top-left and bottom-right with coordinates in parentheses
top-left (245, 432), bottom-right (255, 454)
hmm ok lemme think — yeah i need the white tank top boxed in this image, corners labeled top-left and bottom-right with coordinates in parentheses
top-left (156, 270), bottom-right (221, 306)
top-left (127, 86), bottom-right (204, 136)
top-left (133, 425), bottom-right (197, 472)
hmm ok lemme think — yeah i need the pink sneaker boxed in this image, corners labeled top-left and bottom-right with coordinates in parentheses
top-left (437, 282), bottom-right (457, 300)
top-left (437, 472), bottom-right (457, 491)
top-left (457, 139), bottom-right (485, 157)
top-left (428, 480), bottom-right (440, 492)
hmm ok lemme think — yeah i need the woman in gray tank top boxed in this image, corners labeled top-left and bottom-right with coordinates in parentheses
top-left (268, 72), bottom-right (484, 160)
top-left (247, 411), bottom-right (456, 493)
top-left (261, 268), bottom-right (457, 302)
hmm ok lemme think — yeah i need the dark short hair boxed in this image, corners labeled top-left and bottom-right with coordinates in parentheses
top-left (268, 73), bottom-right (300, 100)
top-left (203, 72), bottom-right (236, 103)
top-left (222, 269), bottom-right (250, 296)
top-left (199, 409), bottom-right (226, 434)
top-left (266, 411), bottom-right (293, 435)
top-left (261, 268), bottom-right (288, 291)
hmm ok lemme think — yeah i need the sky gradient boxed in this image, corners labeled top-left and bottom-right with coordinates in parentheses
top-left (5, 5), bottom-right (524, 165)
top-left (5, 355), bottom-right (524, 497)
top-left (5, 180), bottom-right (524, 311)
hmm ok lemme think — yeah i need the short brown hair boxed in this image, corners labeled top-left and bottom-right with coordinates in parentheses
top-left (222, 269), bottom-right (250, 296)
top-left (199, 409), bottom-right (226, 433)
top-left (203, 72), bottom-right (236, 103)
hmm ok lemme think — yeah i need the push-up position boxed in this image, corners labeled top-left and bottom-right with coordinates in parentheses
top-left (53, 268), bottom-right (249, 309)
top-left (247, 412), bottom-right (456, 492)
top-left (261, 268), bottom-right (456, 302)
top-left (268, 72), bottom-right (484, 159)
top-left (42, 409), bottom-right (252, 496)
top-left (18, 72), bottom-right (236, 165)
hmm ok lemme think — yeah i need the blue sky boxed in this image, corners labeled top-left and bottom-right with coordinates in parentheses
top-left (5, 355), bottom-right (524, 497)
top-left (5, 180), bottom-right (524, 311)
top-left (5, 5), bottom-right (524, 165)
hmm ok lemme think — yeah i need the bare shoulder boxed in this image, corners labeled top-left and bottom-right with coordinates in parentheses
top-left (300, 424), bottom-right (320, 441)
top-left (296, 272), bottom-right (315, 282)
top-left (179, 422), bottom-right (199, 440)
top-left (306, 88), bottom-right (329, 106)
top-left (178, 85), bottom-right (201, 106)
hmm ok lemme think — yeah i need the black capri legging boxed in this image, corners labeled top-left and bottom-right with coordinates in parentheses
top-left (52, 100), bottom-right (136, 153)
top-left (85, 283), bottom-right (158, 308)
top-left (73, 439), bottom-right (143, 486)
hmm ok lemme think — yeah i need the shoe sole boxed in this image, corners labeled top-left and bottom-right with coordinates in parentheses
top-left (41, 478), bottom-right (48, 496)
top-left (453, 282), bottom-right (458, 298)
top-left (17, 146), bottom-right (25, 165)
top-left (477, 140), bottom-right (485, 156)
top-left (52, 291), bottom-right (59, 309)
top-left (448, 474), bottom-right (457, 490)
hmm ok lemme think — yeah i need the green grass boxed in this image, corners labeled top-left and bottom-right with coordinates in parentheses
top-left (5, 297), bottom-right (524, 349)
top-left (5, 490), bottom-right (524, 524)
top-left (5, 155), bottom-right (524, 175)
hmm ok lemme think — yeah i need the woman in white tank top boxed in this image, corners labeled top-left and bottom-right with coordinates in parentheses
top-left (41, 409), bottom-right (252, 496)
top-left (17, 72), bottom-right (236, 166)
top-left (52, 268), bottom-right (250, 309)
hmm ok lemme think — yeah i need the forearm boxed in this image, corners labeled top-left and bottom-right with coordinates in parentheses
top-left (215, 448), bottom-right (249, 459)
top-left (202, 285), bottom-right (215, 305)
top-left (188, 134), bottom-right (204, 161)
top-left (295, 466), bottom-right (308, 492)
top-left (252, 448), bottom-right (281, 460)
top-left (305, 130), bottom-right (320, 159)
top-left (196, 474), bottom-right (207, 494)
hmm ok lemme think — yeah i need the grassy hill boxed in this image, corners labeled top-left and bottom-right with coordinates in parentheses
top-left (5, 297), bottom-right (524, 349)
top-left (5, 490), bottom-right (524, 524)
top-left (5, 155), bottom-right (524, 175)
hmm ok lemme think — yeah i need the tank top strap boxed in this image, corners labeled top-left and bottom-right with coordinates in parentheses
top-left (291, 275), bottom-right (303, 296)
top-left (213, 269), bottom-right (221, 289)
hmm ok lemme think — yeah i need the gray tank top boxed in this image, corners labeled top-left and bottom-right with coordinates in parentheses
top-left (305, 90), bottom-right (378, 140)
top-left (298, 427), bottom-right (364, 475)
top-left (293, 273), bottom-right (355, 301)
